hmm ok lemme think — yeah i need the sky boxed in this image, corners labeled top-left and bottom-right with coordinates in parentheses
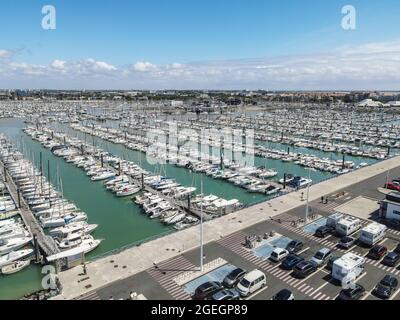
top-left (0, 0), bottom-right (400, 90)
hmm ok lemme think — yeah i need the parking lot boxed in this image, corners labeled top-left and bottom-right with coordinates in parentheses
top-left (77, 166), bottom-right (400, 301)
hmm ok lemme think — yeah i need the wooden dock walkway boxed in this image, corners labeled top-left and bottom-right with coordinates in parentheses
top-left (0, 159), bottom-right (59, 258)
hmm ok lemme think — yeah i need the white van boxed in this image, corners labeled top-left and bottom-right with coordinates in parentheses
top-left (236, 269), bottom-right (266, 297)
top-left (359, 222), bottom-right (387, 246)
top-left (270, 248), bottom-right (289, 262)
top-left (336, 216), bottom-right (362, 236)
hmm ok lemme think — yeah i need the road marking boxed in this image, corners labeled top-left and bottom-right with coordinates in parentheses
top-left (296, 268), bottom-right (325, 285)
top-left (310, 279), bottom-right (331, 297)
top-left (389, 286), bottom-right (400, 300)
top-left (245, 285), bottom-right (268, 300)
top-left (297, 247), bottom-right (310, 255)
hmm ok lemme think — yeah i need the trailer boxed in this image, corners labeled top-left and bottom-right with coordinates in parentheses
top-left (359, 222), bottom-right (387, 247)
top-left (332, 253), bottom-right (365, 287)
top-left (336, 216), bottom-right (362, 236)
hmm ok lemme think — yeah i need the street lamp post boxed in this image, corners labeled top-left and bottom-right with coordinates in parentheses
top-left (200, 176), bottom-right (204, 272)
top-left (305, 168), bottom-right (312, 222)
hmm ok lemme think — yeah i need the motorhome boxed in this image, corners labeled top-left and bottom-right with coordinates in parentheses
top-left (332, 253), bottom-right (365, 287)
top-left (326, 213), bottom-right (344, 228)
top-left (336, 216), bottom-right (362, 236)
top-left (359, 222), bottom-right (387, 246)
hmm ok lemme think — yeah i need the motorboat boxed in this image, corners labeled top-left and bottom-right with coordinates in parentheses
top-left (0, 249), bottom-right (34, 268)
top-left (116, 185), bottom-right (141, 197)
top-left (0, 236), bottom-right (33, 255)
top-left (47, 238), bottom-right (102, 262)
top-left (1, 260), bottom-right (30, 275)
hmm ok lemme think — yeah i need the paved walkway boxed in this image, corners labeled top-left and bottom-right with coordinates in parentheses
top-left (55, 156), bottom-right (399, 299)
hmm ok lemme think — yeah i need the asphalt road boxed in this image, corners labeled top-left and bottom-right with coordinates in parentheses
top-left (79, 165), bottom-right (400, 301)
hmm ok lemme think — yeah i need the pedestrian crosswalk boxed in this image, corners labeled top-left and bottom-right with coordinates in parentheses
top-left (217, 232), bottom-right (331, 300)
top-left (75, 291), bottom-right (101, 300)
top-left (147, 255), bottom-right (195, 300)
top-left (310, 201), bottom-right (339, 214)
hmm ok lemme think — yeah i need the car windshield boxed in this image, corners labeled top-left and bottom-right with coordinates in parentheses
top-left (239, 279), bottom-right (251, 288)
top-left (227, 269), bottom-right (242, 279)
top-left (381, 276), bottom-right (394, 287)
top-left (315, 252), bottom-right (324, 259)
top-left (276, 290), bottom-right (290, 299)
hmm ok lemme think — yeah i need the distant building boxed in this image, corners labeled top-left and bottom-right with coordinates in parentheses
top-left (170, 100), bottom-right (184, 107)
top-left (384, 101), bottom-right (400, 107)
top-left (380, 192), bottom-right (400, 221)
top-left (357, 99), bottom-right (383, 107)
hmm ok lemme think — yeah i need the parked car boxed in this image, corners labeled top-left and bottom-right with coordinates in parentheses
top-left (272, 289), bottom-right (294, 300)
top-left (270, 248), bottom-right (289, 262)
top-left (383, 252), bottom-right (400, 267)
top-left (286, 240), bottom-right (304, 253)
top-left (385, 182), bottom-right (400, 192)
top-left (292, 260), bottom-right (318, 278)
top-left (311, 248), bottom-right (332, 267)
top-left (281, 254), bottom-right (305, 270)
top-left (222, 268), bottom-right (247, 288)
top-left (394, 243), bottom-right (400, 254)
top-left (337, 284), bottom-right (366, 300)
top-left (211, 289), bottom-right (240, 300)
top-left (192, 281), bottom-right (223, 300)
top-left (236, 269), bottom-right (266, 297)
top-left (374, 275), bottom-right (399, 299)
top-left (368, 245), bottom-right (388, 260)
top-left (338, 236), bottom-right (356, 249)
top-left (315, 225), bottom-right (335, 238)
top-left (326, 256), bottom-right (340, 271)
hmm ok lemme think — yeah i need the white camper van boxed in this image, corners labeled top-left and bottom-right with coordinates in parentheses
top-left (326, 213), bottom-right (344, 228)
top-left (359, 223), bottom-right (387, 246)
top-left (332, 253), bottom-right (365, 286)
top-left (336, 216), bottom-right (362, 236)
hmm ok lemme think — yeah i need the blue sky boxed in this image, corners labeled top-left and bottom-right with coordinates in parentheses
top-left (0, 0), bottom-right (400, 89)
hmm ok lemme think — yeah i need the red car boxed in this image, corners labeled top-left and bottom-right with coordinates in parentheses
top-left (368, 245), bottom-right (388, 260)
top-left (385, 182), bottom-right (400, 192)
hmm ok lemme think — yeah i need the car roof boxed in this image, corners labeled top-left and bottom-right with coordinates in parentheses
top-left (244, 269), bottom-right (265, 281)
top-left (276, 289), bottom-right (292, 298)
top-left (317, 247), bottom-right (331, 254)
top-left (386, 252), bottom-right (399, 258)
top-left (212, 290), bottom-right (231, 299)
top-left (228, 268), bottom-right (245, 276)
top-left (198, 281), bottom-right (219, 290)
top-left (273, 247), bottom-right (287, 253)
top-left (382, 275), bottom-right (397, 283)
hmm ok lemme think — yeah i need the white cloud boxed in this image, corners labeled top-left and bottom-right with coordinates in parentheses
top-left (133, 61), bottom-right (157, 72)
top-left (2, 40), bottom-right (400, 90)
top-left (0, 49), bottom-right (12, 59)
top-left (51, 59), bottom-right (66, 70)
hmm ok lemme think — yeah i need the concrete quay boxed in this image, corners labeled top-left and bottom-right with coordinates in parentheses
top-left (55, 156), bottom-right (400, 299)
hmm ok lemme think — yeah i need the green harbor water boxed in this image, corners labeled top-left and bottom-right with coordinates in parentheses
top-left (0, 117), bottom-right (379, 299)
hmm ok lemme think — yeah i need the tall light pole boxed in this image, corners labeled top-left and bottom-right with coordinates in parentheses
top-left (386, 169), bottom-right (391, 188)
top-left (305, 168), bottom-right (313, 222)
top-left (200, 175), bottom-right (204, 272)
